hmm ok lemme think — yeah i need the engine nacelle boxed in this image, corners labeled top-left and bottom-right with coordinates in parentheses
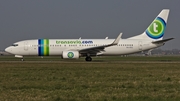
top-left (62, 51), bottom-right (79, 59)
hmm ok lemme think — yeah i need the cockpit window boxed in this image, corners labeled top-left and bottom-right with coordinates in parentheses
top-left (12, 44), bottom-right (18, 47)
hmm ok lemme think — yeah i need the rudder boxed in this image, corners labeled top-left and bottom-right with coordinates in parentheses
top-left (145, 9), bottom-right (169, 40)
top-left (128, 9), bottom-right (170, 41)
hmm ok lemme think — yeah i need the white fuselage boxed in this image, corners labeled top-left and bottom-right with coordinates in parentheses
top-left (4, 9), bottom-right (171, 61)
top-left (5, 39), bottom-right (163, 56)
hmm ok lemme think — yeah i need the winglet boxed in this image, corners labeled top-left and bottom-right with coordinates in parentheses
top-left (105, 37), bottom-right (108, 39)
top-left (79, 33), bottom-right (122, 53)
top-left (112, 33), bottom-right (122, 45)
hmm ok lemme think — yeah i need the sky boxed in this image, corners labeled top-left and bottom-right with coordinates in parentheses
top-left (0, 0), bottom-right (180, 50)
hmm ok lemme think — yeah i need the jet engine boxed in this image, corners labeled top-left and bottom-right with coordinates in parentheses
top-left (62, 51), bottom-right (79, 59)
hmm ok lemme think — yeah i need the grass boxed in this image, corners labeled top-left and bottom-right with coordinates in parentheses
top-left (0, 56), bottom-right (180, 101)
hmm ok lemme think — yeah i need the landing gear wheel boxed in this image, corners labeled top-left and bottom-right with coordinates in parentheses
top-left (85, 57), bottom-right (92, 61)
top-left (21, 58), bottom-right (24, 61)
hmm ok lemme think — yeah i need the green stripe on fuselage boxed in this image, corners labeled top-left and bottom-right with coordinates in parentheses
top-left (44, 39), bottom-right (49, 56)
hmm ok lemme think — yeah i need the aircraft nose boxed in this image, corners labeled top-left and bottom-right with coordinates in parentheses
top-left (5, 47), bottom-right (12, 53)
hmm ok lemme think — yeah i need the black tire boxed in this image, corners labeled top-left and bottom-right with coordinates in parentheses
top-left (85, 57), bottom-right (92, 61)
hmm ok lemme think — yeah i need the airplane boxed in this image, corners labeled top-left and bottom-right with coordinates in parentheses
top-left (5, 9), bottom-right (174, 61)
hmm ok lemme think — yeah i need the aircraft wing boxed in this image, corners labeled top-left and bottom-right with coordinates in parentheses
top-left (79, 33), bottom-right (122, 54)
top-left (152, 38), bottom-right (174, 44)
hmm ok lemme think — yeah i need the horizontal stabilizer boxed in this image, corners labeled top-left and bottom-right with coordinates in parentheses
top-left (152, 38), bottom-right (174, 44)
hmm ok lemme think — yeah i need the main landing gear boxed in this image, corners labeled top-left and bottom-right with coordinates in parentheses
top-left (85, 56), bottom-right (92, 61)
top-left (21, 58), bottom-right (24, 61)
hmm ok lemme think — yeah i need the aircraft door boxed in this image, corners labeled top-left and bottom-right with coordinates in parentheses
top-left (138, 41), bottom-right (143, 50)
top-left (24, 41), bottom-right (28, 51)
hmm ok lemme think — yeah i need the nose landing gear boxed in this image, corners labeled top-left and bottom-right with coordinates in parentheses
top-left (15, 55), bottom-right (24, 61)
